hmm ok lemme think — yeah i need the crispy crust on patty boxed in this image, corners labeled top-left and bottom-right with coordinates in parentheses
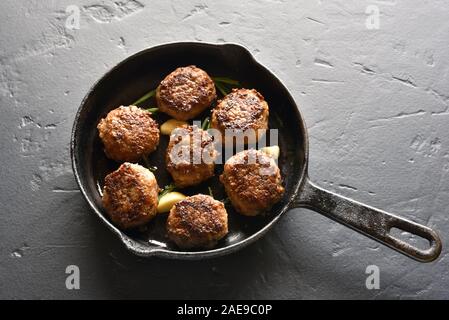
top-left (220, 149), bottom-right (284, 216)
top-left (97, 105), bottom-right (160, 162)
top-left (102, 163), bottom-right (159, 229)
top-left (167, 194), bottom-right (228, 249)
top-left (156, 66), bottom-right (216, 120)
top-left (166, 125), bottom-right (217, 188)
top-left (211, 88), bottom-right (269, 144)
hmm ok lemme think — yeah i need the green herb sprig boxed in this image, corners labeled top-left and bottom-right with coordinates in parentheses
top-left (158, 183), bottom-right (176, 200)
top-left (201, 116), bottom-right (211, 130)
top-left (133, 89), bottom-right (156, 106)
top-left (208, 186), bottom-right (214, 198)
top-left (213, 77), bottom-right (240, 96)
top-left (146, 107), bottom-right (159, 114)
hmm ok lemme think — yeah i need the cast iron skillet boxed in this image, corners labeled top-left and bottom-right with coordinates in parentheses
top-left (71, 42), bottom-right (442, 262)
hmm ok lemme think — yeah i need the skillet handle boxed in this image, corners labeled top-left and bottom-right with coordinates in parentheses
top-left (291, 178), bottom-right (442, 262)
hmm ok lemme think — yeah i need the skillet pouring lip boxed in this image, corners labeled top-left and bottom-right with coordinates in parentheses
top-left (70, 41), bottom-right (309, 259)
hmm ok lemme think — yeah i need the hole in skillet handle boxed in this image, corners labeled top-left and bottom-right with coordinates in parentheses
top-left (389, 227), bottom-right (431, 251)
top-left (385, 216), bottom-right (442, 262)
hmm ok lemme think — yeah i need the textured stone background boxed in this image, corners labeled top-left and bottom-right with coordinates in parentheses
top-left (1, 0), bottom-right (448, 299)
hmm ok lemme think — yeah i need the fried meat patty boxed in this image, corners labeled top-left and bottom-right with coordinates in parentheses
top-left (166, 125), bottom-right (217, 188)
top-left (167, 194), bottom-right (228, 249)
top-left (97, 105), bottom-right (160, 162)
top-left (102, 163), bottom-right (159, 229)
top-left (211, 88), bottom-right (269, 145)
top-left (220, 149), bottom-right (284, 216)
top-left (156, 66), bottom-right (216, 120)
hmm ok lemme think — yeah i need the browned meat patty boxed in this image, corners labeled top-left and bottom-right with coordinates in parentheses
top-left (156, 65), bottom-right (216, 120)
top-left (97, 105), bottom-right (160, 162)
top-left (167, 194), bottom-right (228, 249)
top-left (102, 163), bottom-right (159, 229)
top-left (211, 88), bottom-right (269, 145)
top-left (220, 149), bottom-right (284, 216)
top-left (166, 125), bottom-right (217, 188)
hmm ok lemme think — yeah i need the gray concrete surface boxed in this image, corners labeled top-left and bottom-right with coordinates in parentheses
top-left (1, 0), bottom-right (448, 299)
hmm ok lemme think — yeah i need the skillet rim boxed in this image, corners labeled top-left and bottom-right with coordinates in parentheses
top-left (70, 41), bottom-right (309, 259)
